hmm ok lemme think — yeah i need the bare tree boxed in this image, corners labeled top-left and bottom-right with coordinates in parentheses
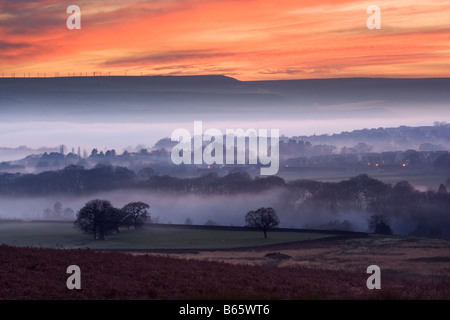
top-left (74, 199), bottom-right (117, 240)
top-left (121, 202), bottom-right (150, 229)
top-left (245, 207), bottom-right (280, 239)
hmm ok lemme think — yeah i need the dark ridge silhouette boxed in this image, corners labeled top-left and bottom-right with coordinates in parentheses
top-left (247, 77), bottom-right (450, 105)
top-left (1, 76), bottom-right (450, 122)
top-left (0, 75), bottom-right (240, 92)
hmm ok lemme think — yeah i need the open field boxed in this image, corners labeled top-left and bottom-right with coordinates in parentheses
top-left (0, 221), bottom-right (336, 250)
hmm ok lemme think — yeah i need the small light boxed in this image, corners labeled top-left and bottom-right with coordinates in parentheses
top-left (207, 165), bottom-right (211, 169)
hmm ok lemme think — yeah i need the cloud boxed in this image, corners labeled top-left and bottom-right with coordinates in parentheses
top-left (0, 1), bottom-right (65, 35)
top-left (0, 0), bottom-right (209, 35)
top-left (102, 50), bottom-right (237, 67)
top-left (1, 0), bottom-right (450, 79)
top-left (0, 41), bottom-right (30, 50)
top-left (259, 69), bottom-right (304, 75)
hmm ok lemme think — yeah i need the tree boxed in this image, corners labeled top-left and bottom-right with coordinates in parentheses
top-left (121, 202), bottom-right (150, 229)
top-left (53, 201), bottom-right (63, 219)
top-left (438, 183), bottom-right (447, 194)
top-left (63, 207), bottom-right (75, 220)
top-left (43, 202), bottom-right (68, 220)
top-left (446, 178), bottom-right (450, 188)
top-left (245, 207), bottom-right (280, 239)
top-left (204, 219), bottom-right (218, 226)
top-left (90, 148), bottom-right (98, 156)
top-left (353, 142), bottom-right (373, 154)
top-left (368, 214), bottom-right (393, 235)
top-left (74, 199), bottom-right (117, 240)
top-left (109, 207), bottom-right (127, 233)
top-left (184, 217), bottom-right (193, 225)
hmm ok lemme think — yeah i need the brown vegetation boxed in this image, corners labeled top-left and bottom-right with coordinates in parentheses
top-left (1, 236), bottom-right (450, 300)
top-left (142, 235), bottom-right (450, 280)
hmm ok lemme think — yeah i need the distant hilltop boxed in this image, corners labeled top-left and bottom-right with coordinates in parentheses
top-left (1, 75), bottom-right (450, 101)
top-left (1, 122), bottom-right (450, 170)
top-left (1, 76), bottom-right (450, 123)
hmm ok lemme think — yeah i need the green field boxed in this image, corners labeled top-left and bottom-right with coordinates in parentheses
top-left (0, 222), bottom-right (335, 250)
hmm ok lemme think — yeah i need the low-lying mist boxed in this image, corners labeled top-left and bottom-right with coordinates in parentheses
top-left (0, 189), bottom-right (285, 227)
top-left (0, 188), bottom-right (385, 234)
top-left (1, 180), bottom-right (449, 240)
top-left (0, 188), bottom-right (367, 230)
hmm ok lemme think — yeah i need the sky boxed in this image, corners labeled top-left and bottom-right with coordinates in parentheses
top-left (1, 0), bottom-right (450, 80)
top-left (1, 0), bottom-right (450, 154)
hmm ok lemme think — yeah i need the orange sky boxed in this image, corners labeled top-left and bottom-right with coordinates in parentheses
top-left (1, 0), bottom-right (450, 80)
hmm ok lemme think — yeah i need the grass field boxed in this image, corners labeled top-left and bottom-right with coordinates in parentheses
top-left (0, 221), bottom-right (334, 250)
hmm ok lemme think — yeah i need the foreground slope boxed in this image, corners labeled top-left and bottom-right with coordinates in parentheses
top-left (1, 242), bottom-right (449, 300)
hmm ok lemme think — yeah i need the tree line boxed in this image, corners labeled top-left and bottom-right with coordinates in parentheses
top-left (286, 174), bottom-right (450, 238)
top-left (0, 165), bottom-right (284, 195)
top-left (2, 161), bottom-right (450, 197)
top-left (75, 200), bottom-right (149, 240)
top-left (75, 199), bottom-right (281, 240)
top-left (2, 163), bottom-right (449, 238)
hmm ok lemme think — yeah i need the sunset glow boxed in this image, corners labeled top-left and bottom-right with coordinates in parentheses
top-left (1, 0), bottom-right (450, 80)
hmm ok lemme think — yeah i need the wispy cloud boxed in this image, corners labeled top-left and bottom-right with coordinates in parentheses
top-left (102, 50), bottom-right (236, 67)
top-left (1, 0), bottom-right (450, 79)
top-left (0, 41), bottom-right (30, 50)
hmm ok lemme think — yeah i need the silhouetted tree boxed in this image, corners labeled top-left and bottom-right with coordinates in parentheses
top-left (245, 207), bottom-right (280, 239)
top-left (109, 207), bottom-right (127, 233)
top-left (121, 202), bottom-right (150, 229)
top-left (105, 149), bottom-right (116, 158)
top-left (204, 219), bottom-right (218, 226)
top-left (139, 148), bottom-right (148, 155)
top-left (368, 214), bottom-right (393, 235)
top-left (353, 142), bottom-right (373, 154)
top-left (74, 199), bottom-right (117, 240)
